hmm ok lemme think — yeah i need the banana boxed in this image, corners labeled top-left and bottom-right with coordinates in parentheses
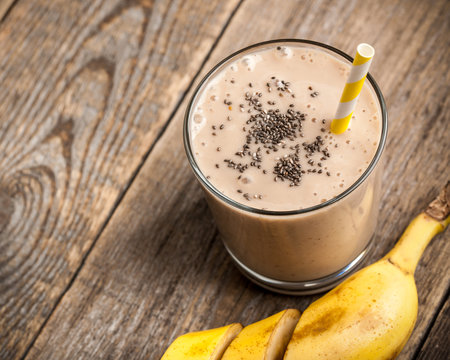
top-left (161, 323), bottom-right (242, 360)
top-left (284, 182), bottom-right (450, 360)
top-left (222, 309), bottom-right (300, 360)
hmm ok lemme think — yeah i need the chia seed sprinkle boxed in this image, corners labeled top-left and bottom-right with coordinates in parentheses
top-left (273, 152), bottom-right (303, 186)
top-left (210, 76), bottom-right (334, 191)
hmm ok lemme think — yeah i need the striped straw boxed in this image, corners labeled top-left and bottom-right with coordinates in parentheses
top-left (331, 43), bottom-right (375, 134)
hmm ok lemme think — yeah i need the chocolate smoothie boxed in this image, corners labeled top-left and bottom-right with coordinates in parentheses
top-left (185, 41), bottom-right (386, 293)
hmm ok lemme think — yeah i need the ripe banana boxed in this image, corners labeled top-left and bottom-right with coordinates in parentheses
top-left (161, 323), bottom-right (242, 360)
top-left (222, 309), bottom-right (300, 360)
top-left (284, 182), bottom-right (449, 359)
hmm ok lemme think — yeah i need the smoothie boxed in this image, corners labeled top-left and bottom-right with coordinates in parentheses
top-left (185, 41), bottom-right (386, 293)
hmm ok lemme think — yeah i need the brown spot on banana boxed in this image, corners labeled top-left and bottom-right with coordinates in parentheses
top-left (386, 257), bottom-right (411, 275)
top-left (291, 307), bottom-right (346, 341)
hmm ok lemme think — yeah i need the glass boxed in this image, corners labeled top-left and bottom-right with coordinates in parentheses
top-left (183, 39), bottom-right (387, 295)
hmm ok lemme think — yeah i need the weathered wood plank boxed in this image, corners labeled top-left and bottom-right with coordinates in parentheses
top-left (417, 296), bottom-right (450, 360)
top-left (415, 295), bottom-right (450, 359)
top-left (0, 0), bottom-right (240, 358)
top-left (26, 0), bottom-right (450, 359)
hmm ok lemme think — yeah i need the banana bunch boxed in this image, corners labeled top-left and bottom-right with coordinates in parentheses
top-left (161, 183), bottom-right (449, 360)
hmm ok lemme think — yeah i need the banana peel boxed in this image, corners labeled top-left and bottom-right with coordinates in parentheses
top-left (161, 323), bottom-right (242, 360)
top-left (284, 258), bottom-right (418, 359)
top-left (222, 309), bottom-right (300, 360)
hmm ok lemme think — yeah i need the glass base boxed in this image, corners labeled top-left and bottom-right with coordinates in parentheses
top-left (224, 239), bottom-right (374, 295)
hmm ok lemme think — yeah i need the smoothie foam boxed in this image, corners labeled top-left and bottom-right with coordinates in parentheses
top-left (191, 45), bottom-right (381, 211)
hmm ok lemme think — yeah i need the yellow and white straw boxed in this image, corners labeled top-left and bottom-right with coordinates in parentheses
top-left (331, 43), bottom-right (375, 134)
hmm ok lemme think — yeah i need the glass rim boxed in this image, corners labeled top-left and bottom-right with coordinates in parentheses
top-left (183, 39), bottom-right (388, 216)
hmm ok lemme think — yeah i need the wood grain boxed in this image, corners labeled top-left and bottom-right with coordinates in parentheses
top-left (0, 0), bottom-right (240, 358)
top-left (416, 294), bottom-right (450, 359)
top-left (22, 0), bottom-right (450, 359)
top-left (0, 0), bottom-right (16, 21)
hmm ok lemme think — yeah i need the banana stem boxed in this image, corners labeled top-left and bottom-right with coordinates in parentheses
top-left (384, 182), bottom-right (450, 275)
top-left (384, 214), bottom-right (447, 274)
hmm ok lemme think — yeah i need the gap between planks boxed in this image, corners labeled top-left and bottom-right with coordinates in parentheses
top-left (19, 1), bottom-right (245, 359)
top-left (412, 284), bottom-right (450, 359)
top-left (0, 0), bottom-right (18, 22)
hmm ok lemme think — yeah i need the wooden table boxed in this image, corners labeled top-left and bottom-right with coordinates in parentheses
top-left (0, 0), bottom-right (448, 358)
